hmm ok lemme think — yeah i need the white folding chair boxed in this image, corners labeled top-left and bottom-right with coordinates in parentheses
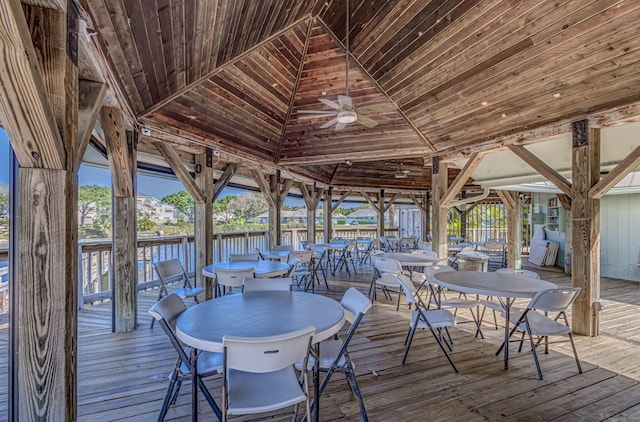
top-left (151, 259), bottom-right (204, 328)
top-left (272, 244), bottom-right (294, 252)
top-left (149, 294), bottom-right (223, 421)
top-left (426, 265), bottom-right (484, 339)
top-left (222, 327), bottom-right (315, 421)
top-left (480, 268), bottom-right (541, 329)
top-left (297, 288), bottom-right (372, 421)
top-left (242, 277), bottom-right (292, 292)
top-left (370, 256), bottom-right (404, 310)
top-left (288, 251), bottom-right (314, 290)
top-left (395, 275), bottom-right (458, 371)
top-left (215, 267), bottom-right (255, 296)
top-left (497, 288), bottom-right (582, 379)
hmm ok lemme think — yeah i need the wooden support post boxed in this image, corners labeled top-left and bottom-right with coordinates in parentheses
top-left (324, 188), bottom-right (332, 242)
top-left (103, 107), bottom-right (137, 333)
top-left (557, 194), bottom-right (572, 274)
top-left (571, 120), bottom-right (601, 337)
top-left (497, 190), bottom-right (522, 269)
top-left (460, 206), bottom-right (468, 241)
top-left (252, 170), bottom-right (291, 248)
top-left (300, 183), bottom-right (324, 244)
top-left (431, 157), bottom-right (448, 258)
top-left (424, 194), bottom-right (430, 241)
top-left (0, 3), bottom-right (80, 419)
top-left (378, 190), bottom-right (385, 237)
top-left (195, 150), bottom-right (214, 299)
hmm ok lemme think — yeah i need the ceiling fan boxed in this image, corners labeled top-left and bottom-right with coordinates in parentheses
top-left (297, 0), bottom-right (392, 130)
top-left (388, 162), bottom-right (413, 179)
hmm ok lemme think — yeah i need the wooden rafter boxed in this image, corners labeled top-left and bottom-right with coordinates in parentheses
top-left (139, 15), bottom-right (311, 118)
top-left (408, 193), bottom-right (427, 214)
top-left (275, 18), bottom-right (313, 164)
top-left (383, 193), bottom-right (401, 213)
top-left (589, 143), bottom-right (640, 199)
top-left (0, 0), bottom-right (65, 168)
top-left (557, 193), bottom-right (572, 211)
top-left (440, 153), bottom-right (483, 206)
top-left (508, 145), bottom-right (573, 197)
top-left (495, 190), bottom-right (516, 210)
top-left (76, 80), bottom-right (107, 172)
top-left (360, 190), bottom-right (378, 211)
top-left (102, 107), bottom-right (133, 197)
top-left (251, 169), bottom-right (276, 208)
top-left (331, 190), bottom-right (352, 212)
top-left (212, 163), bottom-right (240, 201)
top-left (155, 142), bottom-right (205, 203)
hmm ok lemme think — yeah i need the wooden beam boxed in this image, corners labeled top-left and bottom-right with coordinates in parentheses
top-left (331, 190), bottom-right (352, 212)
top-left (440, 153), bottom-right (483, 206)
top-left (299, 183), bottom-right (324, 243)
top-left (21, 0), bottom-right (65, 10)
top-left (377, 191), bottom-right (385, 238)
top-left (75, 80), bottom-right (106, 172)
top-left (0, 0), bottom-right (65, 168)
top-left (251, 169), bottom-right (276, 208)
top-left (156, 141), bottom-right (205, 203)
top-left (105, 116), bottom-right (138, 332)
top-left (383, 192), bottom-right (401, 213)
top-left (508, 145), bottom-right (573, 197)
top-left (589, 143), bottom-right (640, 199)
top-left (212, 163), bottom-right (240, 201)
top-left (102, 107), bottom-right (133, 197)
top-left (195, 151), bottom-right (214, 299)
top-left (280, 178), bottom-right (294, 198)
top-left (323, 188), bottom-right (332, 242)
top-left (408, 193), bottom-right (426, 214)
top-left (359, 190), bottom-right (379, 212)
top-left (495, 189), bottom-right (516, 210)
top-left (275, 18), bottom-right (312, 163)
top-left (505, 192), bottom-right (522, 269)
top-left (432, 158), bottom-right (448, 258)
top-left (571, 120), bottom-right (600, 337)
top-left (557, 193), bottom-right (572, 211)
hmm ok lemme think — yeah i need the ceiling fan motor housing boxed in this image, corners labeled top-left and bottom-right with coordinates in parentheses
top-left (337, 110), bottom-right (357, 124)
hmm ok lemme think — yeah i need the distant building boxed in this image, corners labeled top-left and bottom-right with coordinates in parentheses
top-left (137, 194), bottom-right (179, 223)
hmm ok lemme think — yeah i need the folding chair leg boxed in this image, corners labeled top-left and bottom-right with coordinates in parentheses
top-left (525, 320), bottom-right (543, 380)
top-left (345, 364), bottom-right (368, 422)
top-left (158, 373), bottom-right (179, 421)
top-left (568, 333), bottom-right (583, 374)
top-left (428, 326), bottom-right (458, 373)
top-left (402, 324), bottom-right (418, 364)
top-left (197, 376), bottom-right (222, 420)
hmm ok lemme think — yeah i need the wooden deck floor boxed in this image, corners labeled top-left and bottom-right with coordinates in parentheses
top-left (2, 262), bottom-right (640, 421)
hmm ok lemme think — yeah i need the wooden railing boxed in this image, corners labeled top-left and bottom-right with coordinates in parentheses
top-left (0, 226), bottom-right (400, 311)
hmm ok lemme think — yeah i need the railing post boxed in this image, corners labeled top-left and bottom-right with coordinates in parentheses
top-left (77, 244), bottom-right (83, 310)
top-left (291, 228), bottom-right (298, 250)
top-left (181, 236), bottom-right (189, 272)
top-left (216, 234), bottom-right (223, 263)
top-left (244, 232), bottom-right (250, 253)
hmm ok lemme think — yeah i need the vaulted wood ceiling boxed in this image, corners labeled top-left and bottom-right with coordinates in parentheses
top-left (82, 0), bottom-right (640, 191)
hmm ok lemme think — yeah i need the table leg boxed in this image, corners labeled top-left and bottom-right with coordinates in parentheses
top-left (503, 298), bottom-right (511, 370)
top-left (190, 347), bottom-right (198, 421)
top-left (313, 343), bottom-right (320, 422)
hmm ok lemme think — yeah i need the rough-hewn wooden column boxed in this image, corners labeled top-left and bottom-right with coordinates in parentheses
top-left (557, 194), bottom-right (572, 274)
top-left (300, 183), bottom-right (324, 244)
top-left (253, 170), bottom-right (292, 248)
top-left (496, 190), bottom-right (522, 269)
top-left (361, 190), bottom-right (399, 239)
top-left (409, 193), bottom-right (430, 241)
top-left (195, 150), bottom-right (213, 295)
top-left (103, 107), bottom-right (137, 333)
top-left (323, 188), bottom-right (332, 242)
top-left (571, 120), bottom-right (601, 336)
top-left (431, 157), bottom-right (448, 258)
top-left (0, 1), bottom-right (81, 418)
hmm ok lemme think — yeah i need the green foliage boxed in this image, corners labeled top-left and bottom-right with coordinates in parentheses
top-left (213, 196), bottom-right (236, 223)
top-left (138, 219), bottom-right (155, 231)
top-left (227, 193), bottom-right (268, 221)
top-left (92, 214), bottom-right (112, 237)
top-left (0, 192), bottom-right (9, 218)
top-left (78, 185), bottom-right (112, 226)
top-left (162, 190), bottom-right (194, 221)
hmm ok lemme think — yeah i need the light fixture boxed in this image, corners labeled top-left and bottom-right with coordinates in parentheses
top-left (344, 160), bottom-right (353, 166)
top-left (336, 110), bottom-right (357, 124)
top-left (553, 93), bottom-right (561, 98)
top-left (481, 101), bottom-right (489, 106)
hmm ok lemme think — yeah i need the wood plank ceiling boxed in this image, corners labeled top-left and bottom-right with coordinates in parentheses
top-left (82, 0), bottom-right (640, 191)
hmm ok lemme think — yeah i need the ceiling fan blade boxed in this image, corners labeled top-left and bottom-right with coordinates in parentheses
top-left (338, 95), bottom-right (353, 110)
top-left (335, 122), bottom-right (347, 131)
top-left (320, 117), bottom-right (338, 129)
top-left (318, 98), bottom-right (341, 110)
top-left (357, 103), bottom-right (397, 114)
top-left (297, 110), bottom-right (336, 115)
top-left (357, 114), bottom-right (378, 128)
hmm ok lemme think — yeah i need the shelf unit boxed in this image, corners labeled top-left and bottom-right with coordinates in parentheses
top-left (547, 197), bottom-right (565, 232)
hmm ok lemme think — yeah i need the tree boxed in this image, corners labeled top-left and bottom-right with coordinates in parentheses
top-left (213, 196), bottom-right (236, 223)
top-left (138, 219), bottom-right (155, 231)
top-left (0, 192), bottom-right (8, 218)
top-left (78, 185), bottom-right (112, 226)
top-left (162, 190), bottom-right (195, 221)
top-left (227, 192), bottom-right (268, 221)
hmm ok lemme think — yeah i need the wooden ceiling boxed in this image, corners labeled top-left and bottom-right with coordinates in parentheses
top-left (82, 0), bottom-right (640, 191)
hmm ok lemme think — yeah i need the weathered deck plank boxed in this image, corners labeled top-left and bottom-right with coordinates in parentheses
top-left (1, 262), bottom-right (640, 421)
